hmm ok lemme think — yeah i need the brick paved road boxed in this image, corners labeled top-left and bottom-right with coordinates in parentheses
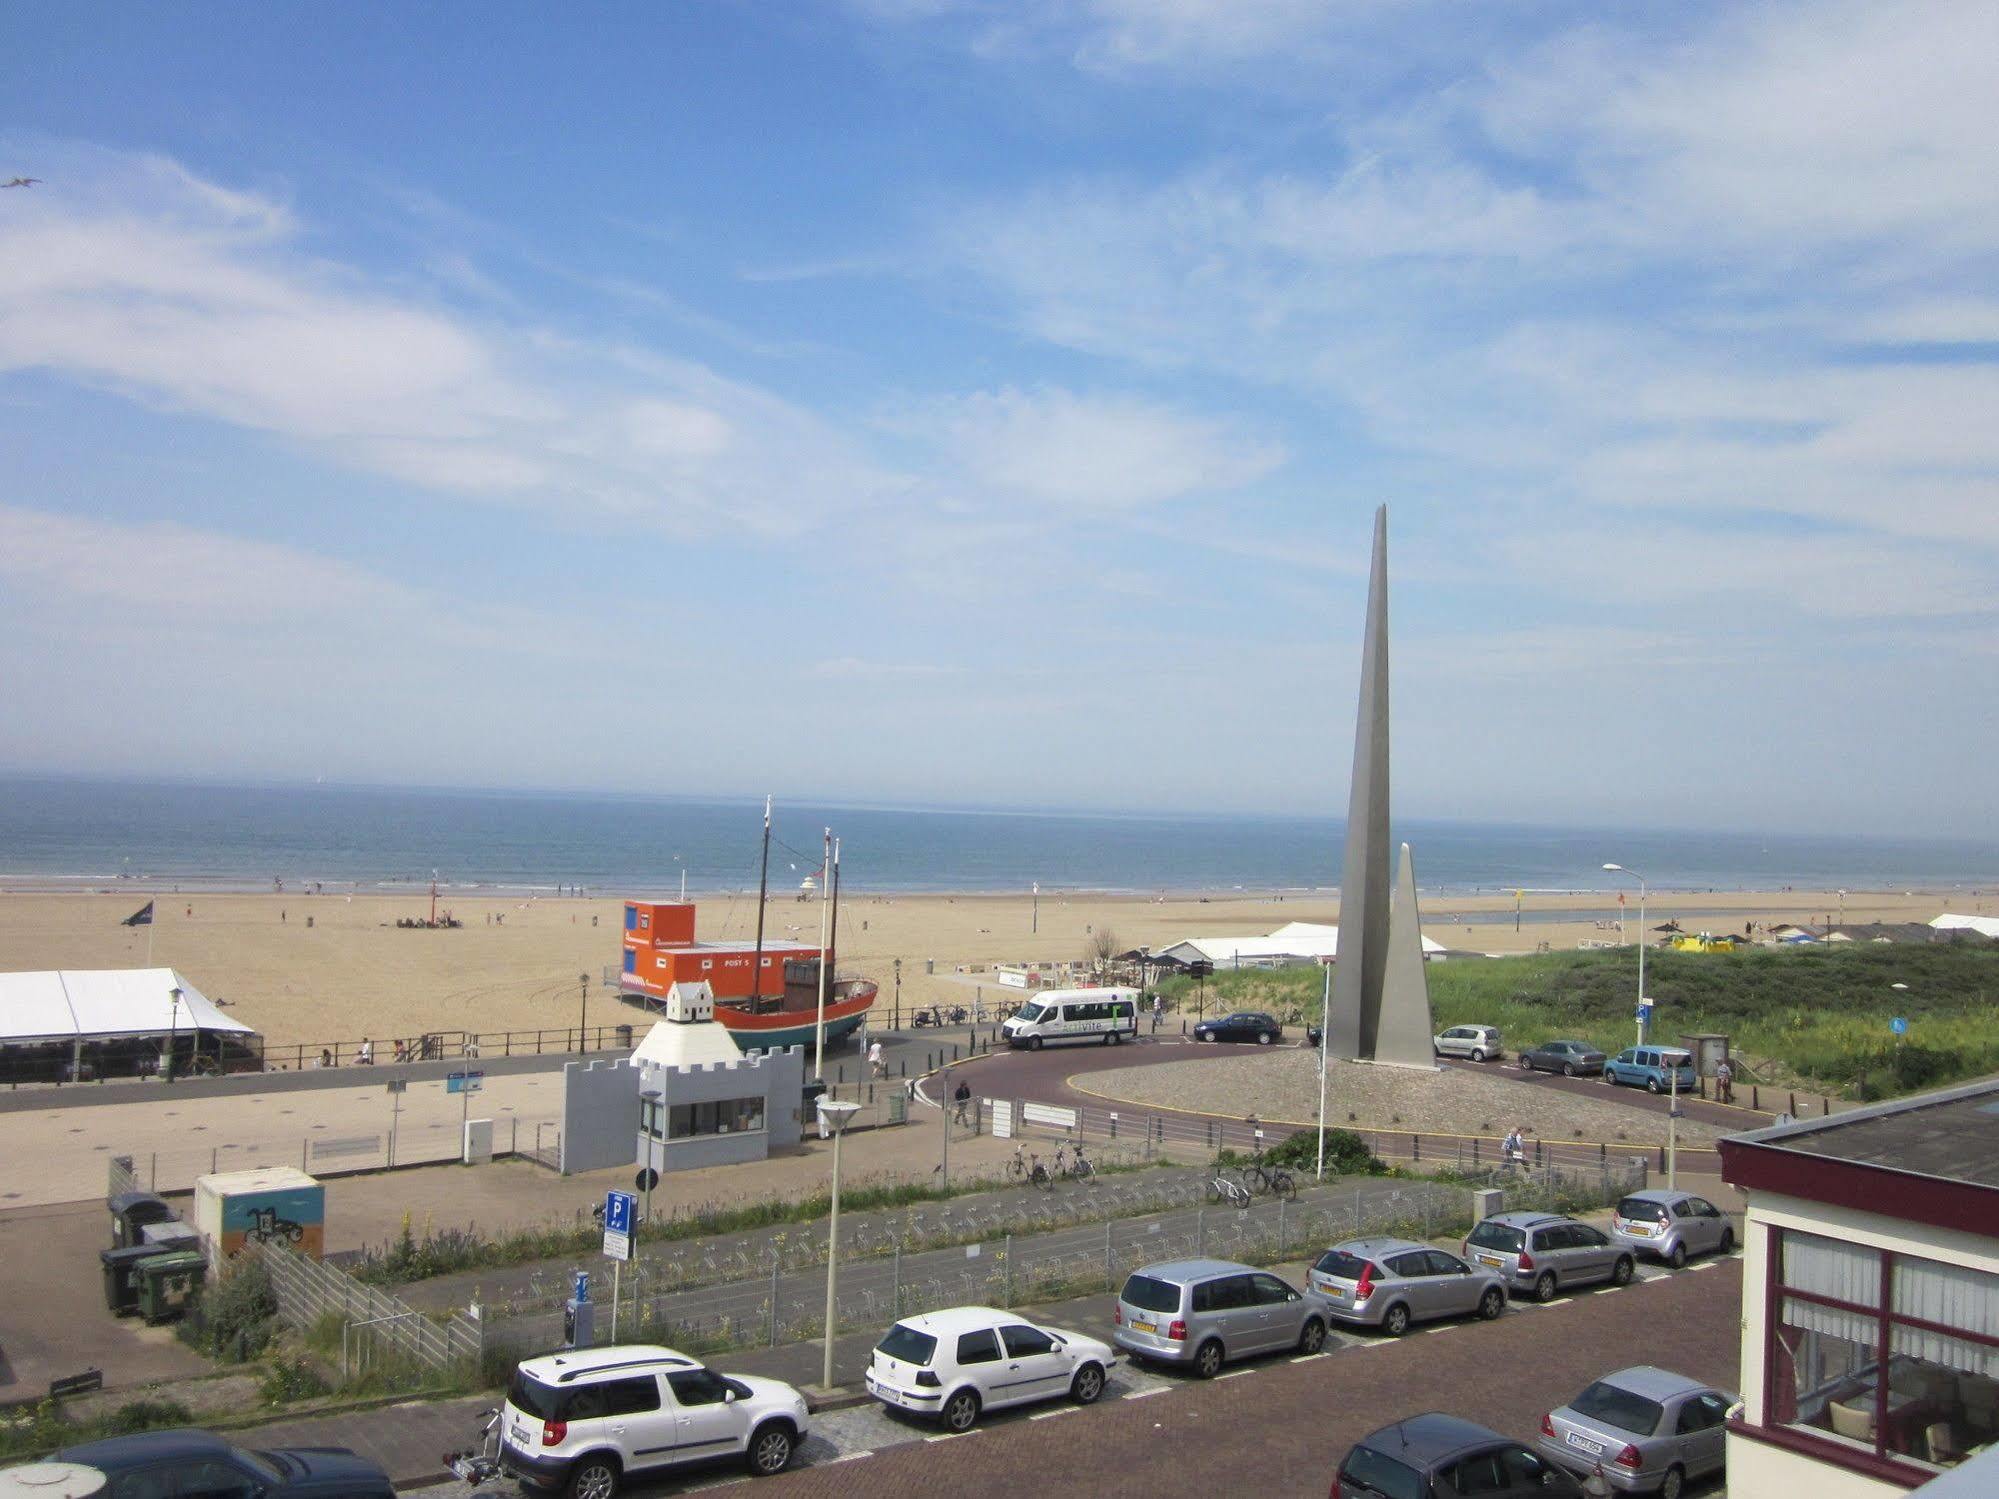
top-left (769, 1261), bottom-right (1741, 1499)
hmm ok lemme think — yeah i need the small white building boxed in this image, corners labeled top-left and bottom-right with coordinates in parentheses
top-left (1719, 1080), bottom-right (1999, 1494)
top-left (1154, 920), bottom-right (1443, 970)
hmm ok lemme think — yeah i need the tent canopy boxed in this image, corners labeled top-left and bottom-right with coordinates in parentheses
top-left (0, 968), bottom-right (251, 1046)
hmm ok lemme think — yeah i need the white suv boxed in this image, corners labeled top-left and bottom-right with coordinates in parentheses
top-left (866, 1305), bottom-right (1115, 1431)
top-left (498, 1344), bottom-right (809, 1497)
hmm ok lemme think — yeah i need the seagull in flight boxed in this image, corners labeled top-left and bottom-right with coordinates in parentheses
top-left (2, 177), bottom-right (42, 188)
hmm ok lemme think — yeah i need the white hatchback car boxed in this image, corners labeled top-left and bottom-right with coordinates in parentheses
top-left (1434, 1024), bottom-right (1505, 1062)
top-left (499, 1344), bottom-right (809, 1497)
top-left (866, 1306), bottom-right (1115, 1431)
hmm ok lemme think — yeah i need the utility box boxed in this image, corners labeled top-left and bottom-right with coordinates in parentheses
top-left (1678, 1033), bottom-right (1731, 1078)
top-left (134, 1250), bottom-right (207, 1325)
top-left (1471, 1187), bottom-right (1505, 1223)
top-left (101, 1245), bottom-right (167, 1316)
top-left (462, 1117), bottom-right (494, 1165)
top-left (107, 1191), bottom-right (175, 1250)
top-left (193, 1166), bottom-right (324, 1263)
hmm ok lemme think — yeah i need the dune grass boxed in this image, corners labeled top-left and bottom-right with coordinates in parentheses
top-left (1163, 941), bottom-right (1999, 1100)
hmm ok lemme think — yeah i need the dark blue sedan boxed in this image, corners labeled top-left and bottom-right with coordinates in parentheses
top-left (58, 1429), bottom-right (395, 1498)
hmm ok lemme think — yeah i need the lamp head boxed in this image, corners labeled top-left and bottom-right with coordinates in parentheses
top-left (1602, 863), bottom-right (1623, 872)
top-left (817, 1099), bottom-right (862, 1134)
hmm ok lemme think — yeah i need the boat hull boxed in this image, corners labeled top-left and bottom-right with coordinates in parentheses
top-left (714, 982), bottom-right (877, 1054)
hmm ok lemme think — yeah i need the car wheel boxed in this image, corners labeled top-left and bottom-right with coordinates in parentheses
top-left (1668, 1241), bottom-right (1688, 1270)
top-left (942, 1388), bottom-right (981, 1431)
top-left (1107, 1030), bottom-right (1122, 1045)
top-left (1027, 1036), bottom-right (1043, 1052)
top-left (564, 1455), bottom-right (621, 1499)
top-left (1071, 1362), bottom-right (1106, 1404)
top-left (1193, 1339), bottom-right (1226, 1378)
top-left (1659, 1463), bottom-right (1686, 1499)
top-left (1720, 1227), bottom-right (1735, 1254)
top-left (1562, 1062), bottom-right (1577, 1078)
top-left (1471, 1047), bottom-right (1487, 1063)
top-left (1646, 1077), bottom-right (1662, 1094)
top-left (1518, 1055), bottom-right (1532, 1071)
top-left (1612, 1255), bottom-right (1634, 1286)
top-left (1298, 1317), bottom-right (1327, 1354)
top-left (1534, 1272), bottom-right (1558, 1304)
top-left (1258, 1031), bottom-right (1274, 1045)
top-left (1477, 1288), bottom-right (1505, 1321)
top-left (746, 1422), bottom-right (795, 1477)
top-left (1381, 1303), bottom-right (1411, 1338)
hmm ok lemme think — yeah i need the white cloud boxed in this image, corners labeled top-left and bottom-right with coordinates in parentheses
top-left (0, 142), bottom-right (889, 540)
top-left (924, 386), bottom-right (1284, 510)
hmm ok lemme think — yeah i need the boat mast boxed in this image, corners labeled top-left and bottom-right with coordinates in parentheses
top-left (750, 795), bottom-right (772, 1008)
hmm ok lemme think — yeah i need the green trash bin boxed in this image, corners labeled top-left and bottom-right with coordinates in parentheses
top-left (100, 1244), bottom-right (167, 1316)
top-left (133, 1249), bottom-right (207, 1326)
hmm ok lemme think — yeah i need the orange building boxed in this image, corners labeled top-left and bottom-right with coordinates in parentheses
top-left (620, 901), bottom-right (819, 1002)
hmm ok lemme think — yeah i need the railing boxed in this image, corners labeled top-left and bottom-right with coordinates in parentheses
top-left (263, 1242), bottom-right (480, 1383)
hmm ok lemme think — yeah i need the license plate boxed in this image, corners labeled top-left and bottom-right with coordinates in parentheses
top-left (510, 1424), bottom-right (530, 1445)
top-left (1322, 1286), bottom-right (1346, 1298)
top-left (1477, 1254), bottom-right (1503, 1268)
top-left (1565, 1432), bottom-right (1605, 1457)
top-left (1629, 1224), bottom-right (1654, 1236)
top-left (1131, 1319), bottom-right (1156, 1333)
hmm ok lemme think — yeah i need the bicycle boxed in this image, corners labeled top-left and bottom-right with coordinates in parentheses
top-left (1238, 1143), bottom-right (1297, 1201)
top-left (1207, 1173), bottom-right (1252, 1210)
top-left (1068, 1143), bottom-right (1096, 1182)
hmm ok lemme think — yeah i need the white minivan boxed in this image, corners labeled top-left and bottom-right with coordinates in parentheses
top-left (1001, 988), bottom-right (1139, 1050)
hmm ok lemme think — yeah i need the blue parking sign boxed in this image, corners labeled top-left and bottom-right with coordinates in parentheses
top-left (604, 1190), bottom-right (634, 1235)
top-left (1891, 1016), bottom-right (1909, 1036)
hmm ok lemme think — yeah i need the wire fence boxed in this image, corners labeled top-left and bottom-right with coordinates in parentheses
top-left (475, 1158), bottom-right (1647, 1365)
top-left (261, 1242), bottom-right (481, 1382)
top-left (111, 1113), bottom-right (565, 1194)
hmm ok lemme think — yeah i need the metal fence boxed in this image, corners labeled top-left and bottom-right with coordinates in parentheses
top-left (477, 1158), bottom-right (1646, 1364)
top-left (261, 1241), bottom-right (480, 1383)
top-left (113, 1113), bottom-right (563, 1194)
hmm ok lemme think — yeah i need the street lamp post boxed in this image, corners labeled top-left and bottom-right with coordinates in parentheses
top-left (578, 973), bottom-right (590, 1053)
top-left (1315, 959), bottom-right (1332, 1181)
top-left (817, 1099), bottom-right (862, 1390)
top-left (1603, 864), bottom-right (1649, 1045)
top-left (637, 1086), bottom-right (661, 1336)
top-left (165, 984), bottom-right (183, 1084)
top-left (892, 958), bottom-right (902, 1031)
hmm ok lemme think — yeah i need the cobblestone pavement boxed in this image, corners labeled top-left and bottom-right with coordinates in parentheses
top-left (403, 1252), bottom-right (1742, 1499)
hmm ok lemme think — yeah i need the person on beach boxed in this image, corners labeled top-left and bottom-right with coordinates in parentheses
top-left (393, 1038), bottom-right (408, 1064)
top-left (317, 1048), bottom-right (333, 1069)
top-left (356, 1037), bottom-right (373, 1065)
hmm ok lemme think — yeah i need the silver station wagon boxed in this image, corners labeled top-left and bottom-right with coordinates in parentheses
top-left (1112, 1259), bottom-right (1328, 1377)
top-left (1307, 1238), bottom-right (1506, 1336)
top-left (1539, 1365), bottom-right (1736, 1498)
top-left (1463, 1212), bottom-right (1636, 1302)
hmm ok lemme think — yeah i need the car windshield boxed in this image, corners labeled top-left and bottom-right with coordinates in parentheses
top-left (876, 1324), bottom-right (938, 1365)
top-left (1121, 1274), bottom-right (1182, 1313)
top-left (1313, 1250), bottom-right (1374, 1281)
top-left (508, 1371), bottom-right (566, 1421)
top-left (240, 1452), bottom-right (286, 1482)
top-left (1617, 1197), bottom-right (1668, 1224)
top-left (1339, 1444), bottom-right (1424, 1499)
top-left (1014, 1003), bottom-right (1045, 1023)
top-left (1466, 1222), bottom-right (1525, 1254)
top-left (1570, 1379), bottom-right (1667, 1436)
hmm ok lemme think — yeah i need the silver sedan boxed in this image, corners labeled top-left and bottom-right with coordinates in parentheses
top-left (1539, 1365), bottom-right (1736, 1499)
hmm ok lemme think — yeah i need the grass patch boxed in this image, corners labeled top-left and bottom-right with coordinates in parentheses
top-left (0, 1398), bottom-right (195, 1462)
top-left (1162, 942), bottom-right (1999, 1098)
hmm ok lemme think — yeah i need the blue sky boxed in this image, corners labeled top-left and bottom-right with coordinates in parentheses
top-left (2, 1), bottom-right (1995, 837)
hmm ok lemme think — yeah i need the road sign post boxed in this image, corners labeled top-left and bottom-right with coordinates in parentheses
top-left (603, 1190), bottom-right (634, 1338)
top-left (448, 1070), bottom-right (485, 1156)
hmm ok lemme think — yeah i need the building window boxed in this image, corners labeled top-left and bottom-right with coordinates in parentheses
top-left (663, 1096), bottom-right (766, 1140)
top-left (701, 959), bottom-right (713, 971)
top-left (1764, 1228), bottom-right (1999, 1474)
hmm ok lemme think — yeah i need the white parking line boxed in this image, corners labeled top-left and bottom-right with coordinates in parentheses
top-left (828, 1451), bottom-right (875, 1463)
top-left (1029, 1407), bottom-right (1081, 1420)
top-left (1592, 1287), bottom-right (1621, 1295)
top-left (1290, 1353), bottom-right (1332, 1363)
top-left (1215, 1369), bottom-right (1256, 1380)
top-left (1122, 1386), bottom-right (1170, 1400)
top-left (925, 1430), bottom-right (983, 1442)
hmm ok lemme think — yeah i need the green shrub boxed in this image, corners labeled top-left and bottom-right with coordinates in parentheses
top-left (260, 1357), bottom-right (330, 1406)
top-left (104, 1399), bottom-right (193, 1435)
top-left (177, 1257), bottom-right (279, 1363)
top-left (1218, 1127), bottom-right (1385, 1176)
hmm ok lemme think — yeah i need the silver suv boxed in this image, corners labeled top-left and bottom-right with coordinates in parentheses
top-left (499, 1344), bottom-right (809, 1496)
top-left (1463, 1212), bottom-right (1636, 1302)
top-left (1308, 1238), bottom-right (1506, 1336)
top-left (1113, 1259), bottom-right (1328, 1377)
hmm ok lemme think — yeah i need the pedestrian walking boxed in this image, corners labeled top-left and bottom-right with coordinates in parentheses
top-left (1715, 1057), bottom-right (1734, 1105)
top-left (1502, 1124), bottom-right (1526, 1171)
top-left (868, 1038), bottom-right (885, 1079)
top-left (356, 1037), bottom-right (374, 1065)
top-left (953, 1078), bottom-right (972, 1127)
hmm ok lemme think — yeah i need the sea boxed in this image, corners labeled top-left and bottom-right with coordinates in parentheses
top-left (0, 776), bottom-right (1992, 902)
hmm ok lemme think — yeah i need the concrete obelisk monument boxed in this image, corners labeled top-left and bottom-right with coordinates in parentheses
top-left (1328, 506), bottom-right (1435, 1068)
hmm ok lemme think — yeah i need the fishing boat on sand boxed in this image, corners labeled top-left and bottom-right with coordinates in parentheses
top-left (617, 801), bottom-right (876, 1052)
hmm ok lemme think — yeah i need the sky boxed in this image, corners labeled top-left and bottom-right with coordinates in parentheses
top-left (2, 1), bottom-right (1995, 838)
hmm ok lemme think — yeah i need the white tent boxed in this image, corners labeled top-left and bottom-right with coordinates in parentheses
top-left (1156, 922), bottom-right (1443, 969)
top-left (1933, 914), bottom-right (1999, 939)
top-left (0, 968), bottom-right (251, 1045)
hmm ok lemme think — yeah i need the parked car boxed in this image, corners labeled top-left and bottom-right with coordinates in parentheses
top-left (1519, 1039), bottom-right (1607, 1077)
top-left (1307, 1238), bottom-right (1506, 1336)
top-left (866, 1306), bottom-right (1113, 1430)
top-left (1192, 1011), bottom-right (1284, 1045)
top-left (1539, 1365), bottom-right (1736, 1498)
top-left (56, 1429), bottom-right (396, 1498)
top-left (1113, 1259), bottom-right (1328, 1376)
top-left (1336, 1412), bottom-right (1584, 1499)
top-left (497, 1344), bottom-right (809, 1495)
top-left (1603, 1046), bottom-right (1696, 1094)
top-left (1609, 1190), bottom-right (1734, 1269)
top-left (1463, 1212), bottom-right (1636, 1302)
top-left (1434, 1024), bottom-right (1505, 1062)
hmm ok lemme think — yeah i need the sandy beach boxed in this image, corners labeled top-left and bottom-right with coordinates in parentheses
top-left (0, 885), bottom-right (1968, 1050)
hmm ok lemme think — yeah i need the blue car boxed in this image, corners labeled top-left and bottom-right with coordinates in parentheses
top-left (58, 1429), bottom-right (396, 1498)
top-left (1603, 1046), bottom-right (1696, 1095)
